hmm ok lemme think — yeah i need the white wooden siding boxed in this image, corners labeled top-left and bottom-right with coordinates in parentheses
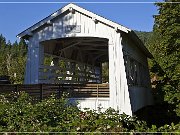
top-left (69, 98), bottom-right (110, 112)
top-left (24, 7), bottom-right (152, 115)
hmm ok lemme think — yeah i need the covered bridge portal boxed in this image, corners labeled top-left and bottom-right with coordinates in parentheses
top-left (17, 3), bottom-right (153, 116)
top-left (40, 37), bottom-right (108, 84)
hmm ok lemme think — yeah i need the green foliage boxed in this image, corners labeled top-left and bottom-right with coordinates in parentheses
top-left (135, 30), bottom-right (152, 46)
top-left (0, 35), bottom-right (27, 84)
top-left (153, 1), bottom-right (180, 82)
top-left (147, 0), bottom-right (180, 116)
top-left (0, 92), bottom-right (80, 132)
top-left (136, 0), bottom-right (180, 117)
top-left (102, 62), bottom-right (109, 83)
top-left (158, 123), bottom-right (180, 132)
top-left (0, 92), bottom-right (179, 132)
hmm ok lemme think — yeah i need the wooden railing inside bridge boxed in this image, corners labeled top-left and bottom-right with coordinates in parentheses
top-left (39, 53), bottom-right (102, 84)
top-left (0, 84), bottom-right (109, 100)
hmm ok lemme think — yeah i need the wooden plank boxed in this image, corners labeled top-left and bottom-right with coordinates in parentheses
top-left (71, 93), bottom-right (109, 98)
top-left (38, 79), bottom-right (86, 84)
top-left (28, 93), bottom-right (41, 96)
top-left (72, 90), bottom-right (109, 94)
top-left (0, 84), bottom-right (109, 98)
top-left (43, 89), bottom-right (58, 93)
top-left (18, 87), bottom-right (40, 91)
top-left (42, 84), bottom-right (59, 89)
top-left (39, 65), bottom-right (100, 76)
top-left (0, 85), bottom-right (16, 93)
top-left (38, 73), bottom-right (98, 80)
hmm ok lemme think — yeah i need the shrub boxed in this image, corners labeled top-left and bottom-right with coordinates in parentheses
top-left (0, 92), bottom-right (179, 133)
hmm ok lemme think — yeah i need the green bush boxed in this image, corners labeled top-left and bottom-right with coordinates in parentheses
top-left (0, 92), bottom-right (179, 133)
top-left (0, 92), bottom-right (80, 132)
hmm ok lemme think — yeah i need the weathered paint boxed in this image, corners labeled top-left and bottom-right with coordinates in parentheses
top-left (108, 31), bottom-right (132, 115)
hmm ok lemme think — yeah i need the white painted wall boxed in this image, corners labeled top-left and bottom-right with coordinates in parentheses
top-left (69, 98), bottom-right (110, 112)
top-left (24, 9), bottom-right (152, 115)
top-left (121, 35), bottom-right (153, 112)
top-left (108, 31), bottom-right (132, 116)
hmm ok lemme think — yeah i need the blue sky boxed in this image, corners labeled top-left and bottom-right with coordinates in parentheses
top-left (0, 0), bottom-right (162, 43)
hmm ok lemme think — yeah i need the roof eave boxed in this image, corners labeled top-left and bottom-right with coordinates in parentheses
top-left (16, 3), bottom-right (130, 39)
top-left (16, 3), bottom-right (73, 39)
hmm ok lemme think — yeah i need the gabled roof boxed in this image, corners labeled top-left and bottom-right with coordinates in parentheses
top-left (17, 3), bottom-right (130, 38)
top-left (17, 3), bottom-right (153, 58)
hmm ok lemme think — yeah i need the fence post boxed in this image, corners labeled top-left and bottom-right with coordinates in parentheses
top-left (40, 84), bottom-right (43, 101)
top-left (97, 84), bottom-right (99, 98)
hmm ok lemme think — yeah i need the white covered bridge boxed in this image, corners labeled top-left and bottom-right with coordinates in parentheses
top-left (17, 3), bottom-right (153, 116)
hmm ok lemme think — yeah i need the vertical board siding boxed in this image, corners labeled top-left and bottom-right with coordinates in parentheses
top-left (24, 41), bottom-right (31, 84)
top-left (37, 11), bottom-right (115, 40)
top-left (24, 9), bottom-right (152, 115)
top-left (108, 30), bottom-right (132, 115)
top-left (122, 34), bottom-right (153, 108)
top-left (81, 12), bottom-right (86, 34)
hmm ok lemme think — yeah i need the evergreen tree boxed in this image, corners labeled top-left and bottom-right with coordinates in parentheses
top-left (0, 34), bottom-right (6, 49)
top-left (135, 31), bottom-right (152, 46)
top-left (0, 35), bottom-right (8, 75)
top-left (0, 34), bottom-right (27, 84)
top-left (149, 0), bottom-right (180, 116)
